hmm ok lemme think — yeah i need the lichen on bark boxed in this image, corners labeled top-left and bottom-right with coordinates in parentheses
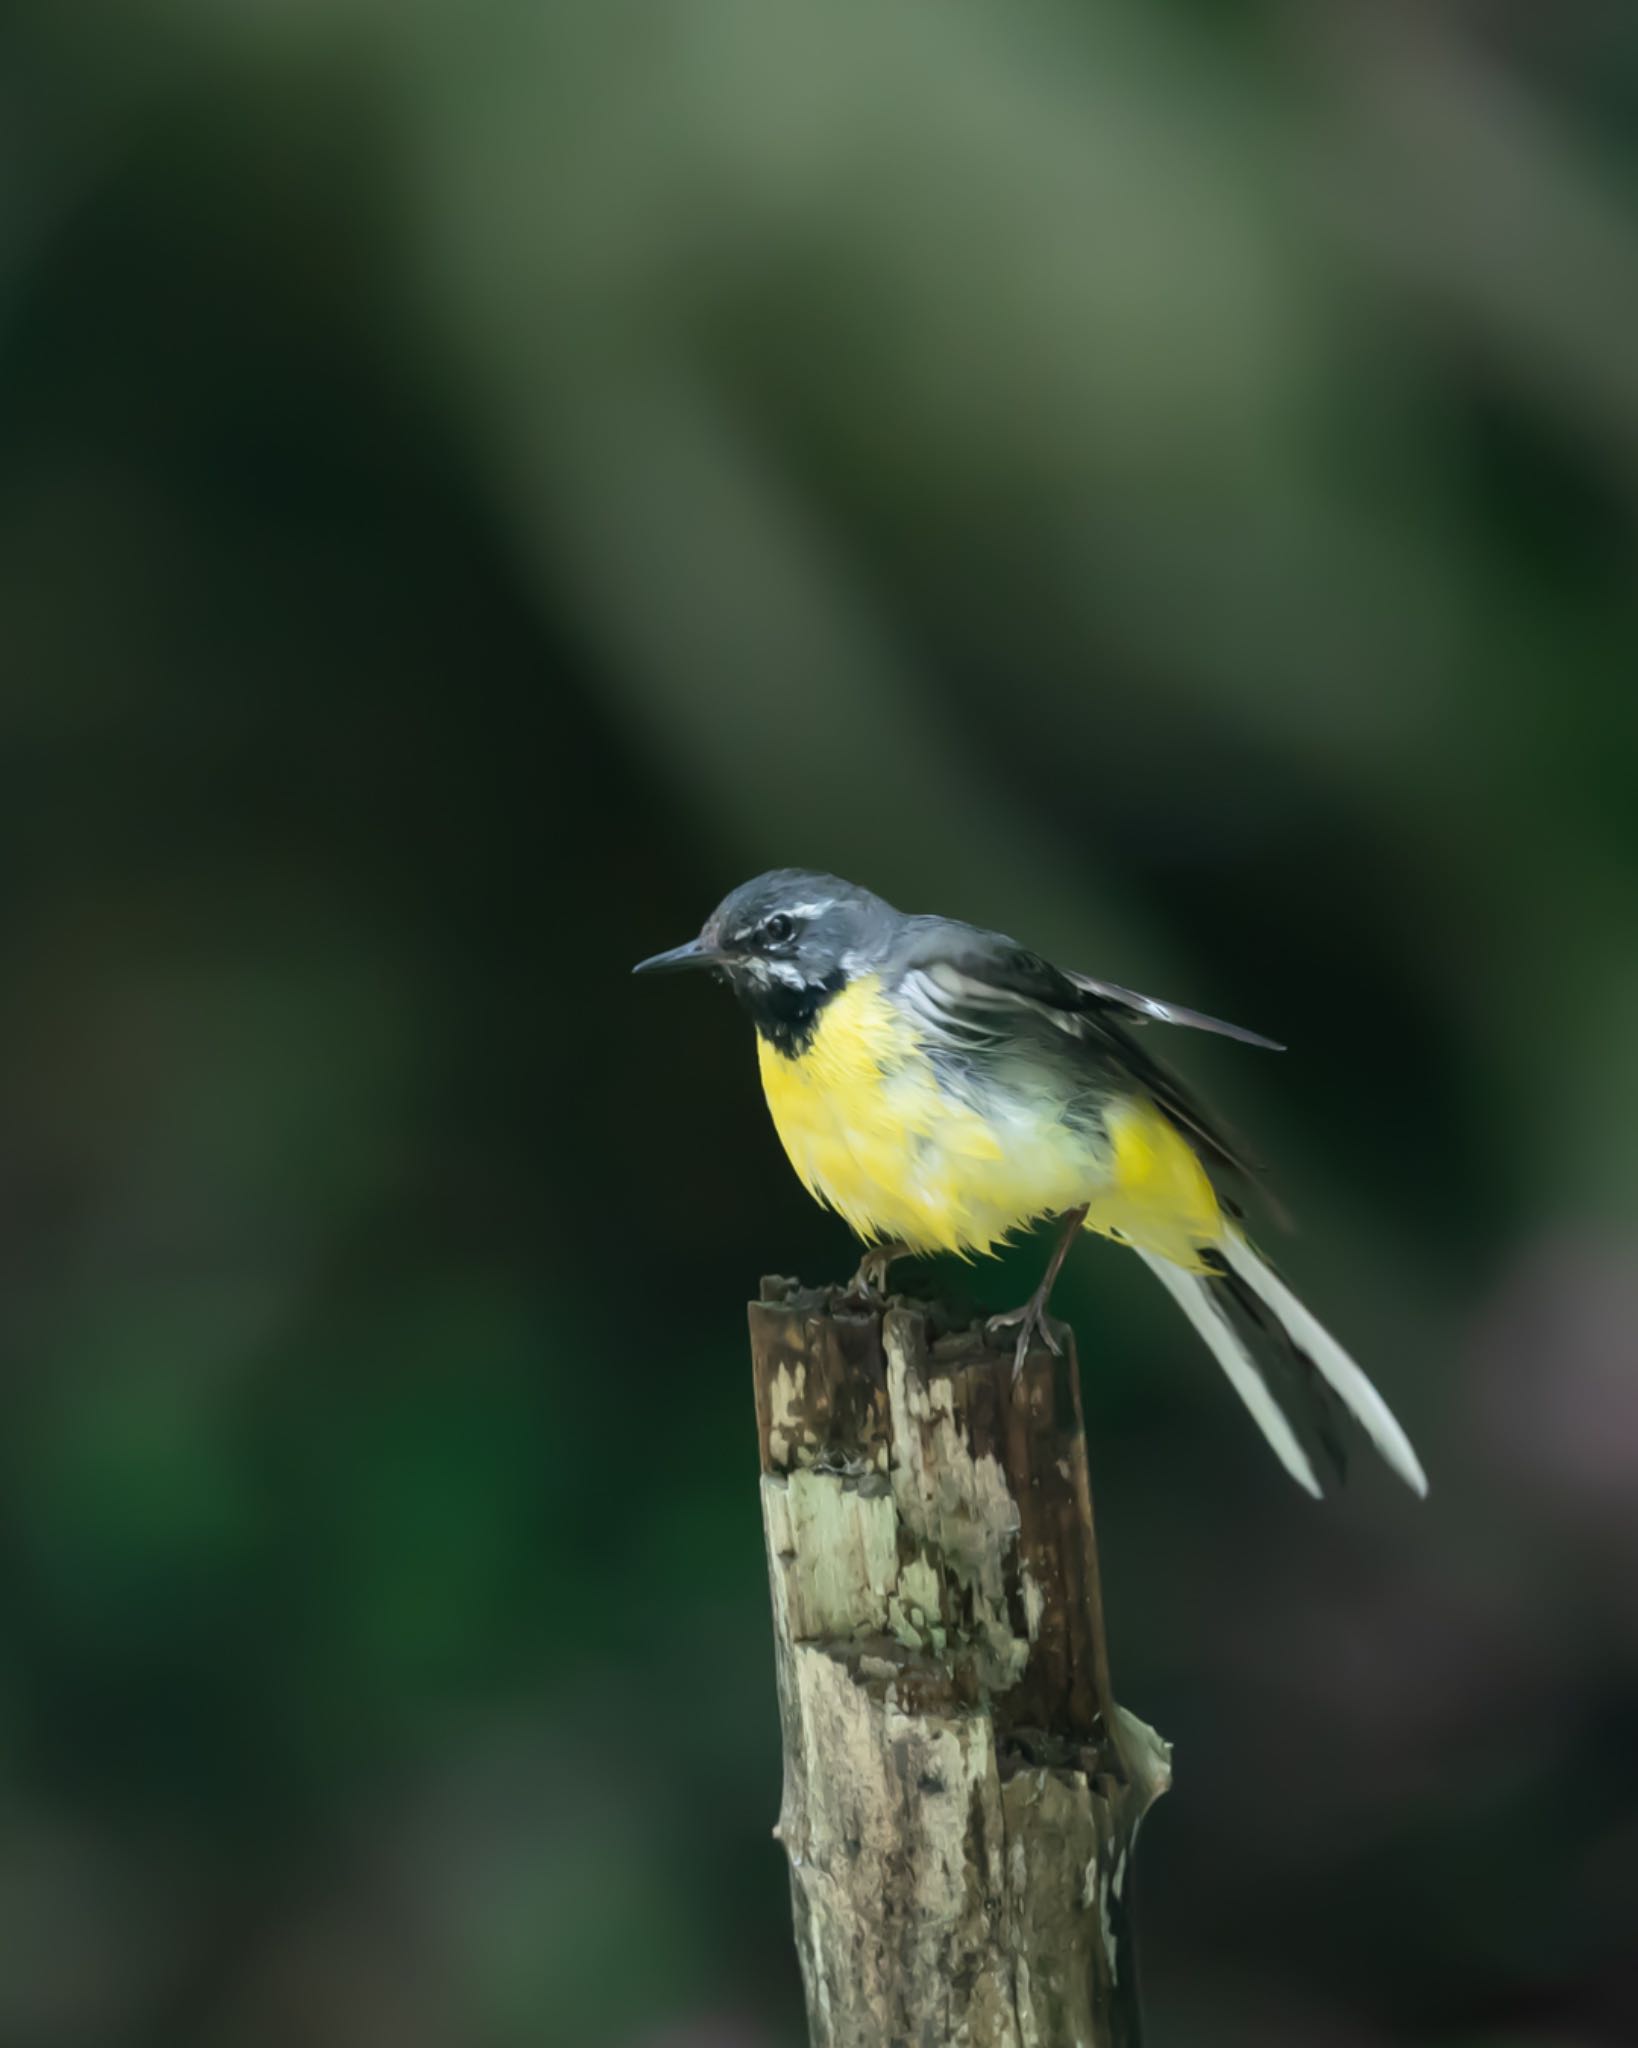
top-left (750, 1280), bottom-right (1169, 2048)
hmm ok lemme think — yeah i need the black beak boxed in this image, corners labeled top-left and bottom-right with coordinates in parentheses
top-left (631, 937), bottom-right (722, 976)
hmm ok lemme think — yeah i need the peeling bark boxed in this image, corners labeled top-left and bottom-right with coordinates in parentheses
top-left (750, 1279), bottom-right (1170, 2048)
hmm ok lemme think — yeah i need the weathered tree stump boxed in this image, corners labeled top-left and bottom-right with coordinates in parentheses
top-left (750, 1278), bottom-right (1171, 2048)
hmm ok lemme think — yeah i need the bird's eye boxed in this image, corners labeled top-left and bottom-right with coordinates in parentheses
top-left (762, 912), bottom-right (796, 946)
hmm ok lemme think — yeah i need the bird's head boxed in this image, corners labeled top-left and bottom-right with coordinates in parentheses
top-left (633, 870), bottom-right (892, 1045)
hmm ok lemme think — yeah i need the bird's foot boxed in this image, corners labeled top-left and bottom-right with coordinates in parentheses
top-left (988, 1203), bottom-right (1087, 1381)
top-left (987, 1292), bottom-right (1064, 1382)
top-left (843, 1242), bottom-right (909, 1307)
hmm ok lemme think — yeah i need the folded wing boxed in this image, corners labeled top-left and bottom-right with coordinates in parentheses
top-left (895, 920), bottom-right (1281, 1197)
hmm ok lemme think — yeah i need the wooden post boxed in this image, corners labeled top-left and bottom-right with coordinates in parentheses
top-left (749, 1277), bottom-right (1171, 2048)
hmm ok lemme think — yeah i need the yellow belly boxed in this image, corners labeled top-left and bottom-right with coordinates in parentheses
top-left (1084, 1097), bottom-right (1222, 1270)
top-left (755, 974), bottom-right (1221, 1266)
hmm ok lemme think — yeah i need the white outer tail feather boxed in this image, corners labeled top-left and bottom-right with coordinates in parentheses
top-left (1216, 1225), bottom-right (1427, 1496)
top-left (1138, 1253), bottom-right (1323, 1497)
top-left (1138, 1230), bottom-right (1428, 1498)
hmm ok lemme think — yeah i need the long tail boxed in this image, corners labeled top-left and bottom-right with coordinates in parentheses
top-left (1137, 1225), bottom-right (1428, 1498)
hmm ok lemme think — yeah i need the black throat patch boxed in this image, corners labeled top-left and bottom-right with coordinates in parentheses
top-left (732, 967), bottom-right (848, 1058)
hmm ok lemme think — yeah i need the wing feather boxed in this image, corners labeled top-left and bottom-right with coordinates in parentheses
top-left (1061, 971), bottom-right (1284, 1050)
top-left (894, 923), bottom-right (1279, 1199)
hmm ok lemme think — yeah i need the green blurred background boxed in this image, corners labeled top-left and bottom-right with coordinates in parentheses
top-left (2, 2), bottom-right (1636, 2044)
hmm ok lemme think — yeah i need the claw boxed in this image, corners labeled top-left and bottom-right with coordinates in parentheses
top-left (988, 1299), bottom-right (1062, 1381)
top-left (984, 1203), bottom-right (1089, 1382)
top-left (844, 1241), bottom-right (910, 1306)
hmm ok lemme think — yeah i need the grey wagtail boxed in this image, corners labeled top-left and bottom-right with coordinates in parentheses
top-left (635, 869), bottom-right (1426, 1498)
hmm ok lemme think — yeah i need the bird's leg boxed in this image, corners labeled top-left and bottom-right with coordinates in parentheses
top-left (988, 1204), bottom-right (1090, 1381)
top-left (845, 1241), bottom-right (910, 1305)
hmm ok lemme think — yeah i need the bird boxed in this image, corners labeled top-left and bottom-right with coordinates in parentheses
top-left (634, 869), bottom-right (1426, 1498)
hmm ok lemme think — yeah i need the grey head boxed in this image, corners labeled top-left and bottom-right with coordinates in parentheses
top-left (633, 869), bottom-right (900, 1051)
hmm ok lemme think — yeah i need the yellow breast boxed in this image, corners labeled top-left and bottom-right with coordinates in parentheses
top-left (755, 973), bottom-right (1081, 1255)
top-left (754, 971), bottom-right (1225, 1268)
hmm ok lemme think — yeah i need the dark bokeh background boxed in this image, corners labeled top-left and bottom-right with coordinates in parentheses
top-left (3, 4), bottom-right (1637, 2044)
